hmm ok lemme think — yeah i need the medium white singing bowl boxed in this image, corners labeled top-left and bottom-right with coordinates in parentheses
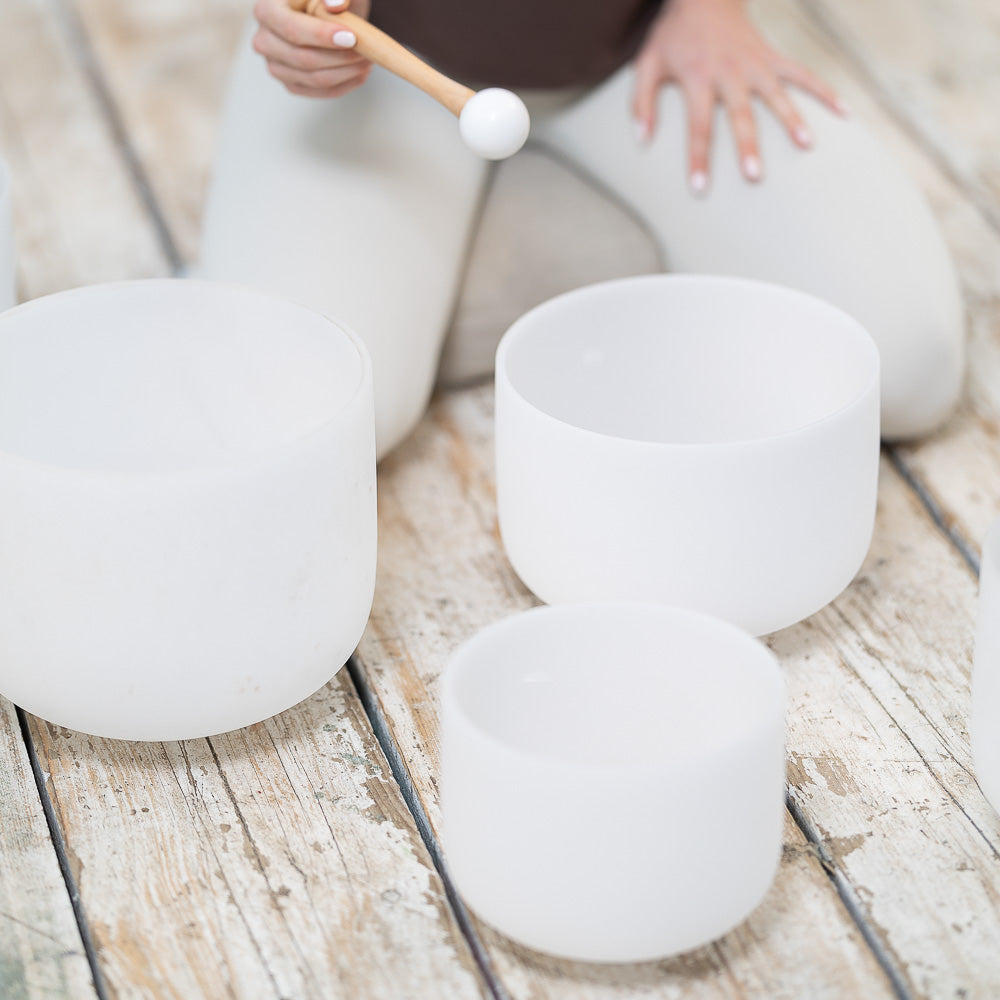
top-left (973, 518), bottom-right (1000, 815)
top-left (0, 157), bottom-right (13, 312)
top-left (0, 280), bottom-right (377, 741)
top-left (441, 603), bottom-right (786, 963)
top-left (495, 275), bottom-right (881, 635)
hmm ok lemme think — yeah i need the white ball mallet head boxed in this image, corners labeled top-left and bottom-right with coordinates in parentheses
top-left (295, 2), bottom-right (531, 159)
top-left (459, 88), bottom-right (531, 160)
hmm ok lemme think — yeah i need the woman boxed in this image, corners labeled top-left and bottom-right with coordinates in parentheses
top-left (200, 0), bottom-right (964, 456)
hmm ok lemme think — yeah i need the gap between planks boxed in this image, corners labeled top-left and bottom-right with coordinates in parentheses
top-left (885, 447), bottom-right (981, 576)
top-left (51, 0), bottom-right (184, 273)
top-left (14, 707), bottom-right (110, 1000)
top-left (346, 657), bottom-right (511, 1000)
top-left (784, 792), bottom-right (911, 1000)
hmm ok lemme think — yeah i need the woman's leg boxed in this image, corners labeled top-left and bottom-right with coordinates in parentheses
top-left (199, 27), bottom-right (490, 458)
top-left (532, 69), bottom-right (964, 440)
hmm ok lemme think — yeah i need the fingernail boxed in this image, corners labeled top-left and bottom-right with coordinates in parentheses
top-left (333, 29), bottom-right (357, 47)
top-left (324, 0), bottom-right (347, 8)
top-left (690, 170), bottom-right (708, 196)
top-left (794, 124), bottom-right (813, 147)
top-left (835, 97), bottom-right (850, 116)
top-left (633, 119), bottom-right (651, 145)
top-left (742, 154), bottom-right (761, 181)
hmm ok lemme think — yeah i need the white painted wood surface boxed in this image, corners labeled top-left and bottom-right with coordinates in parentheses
top-left (0, 699), bottom-right (96, 1000)
top-left (358, 2), bottom-right (1000, 995)
top-left (27, 675), bottom-right (485, 1000)
top-left (0, 0), bottom-right (998, 996)
top-left (0, 0), bottom-right (168, 298)
top-left (67, 0), bottom-right (249, 264)
top-left (363, 391), bottom-right (897, 998)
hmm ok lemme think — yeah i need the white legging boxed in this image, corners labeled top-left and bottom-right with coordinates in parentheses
top-left (200, 33), bottom-right (964, 459)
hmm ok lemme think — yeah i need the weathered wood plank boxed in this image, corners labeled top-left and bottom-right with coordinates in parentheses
top-left (473, 814), bottom-right (894, 1000)
top-left (66, 0), bottom-right (248, 263)
top-left (28, 670), bottom-right (487, 1000)
top-left (776, 460), bottom-right (1000, 999)
top-left (0, 2), bottom-right (168, 994)
top-left (0, 0), bottom-right (168, 299)
top-left (801, 0), bottom-right (1000, 229)
top-left (359, 387), bottom-right (896, 999)
top-left (0, 699), bottom-right (97, 1000)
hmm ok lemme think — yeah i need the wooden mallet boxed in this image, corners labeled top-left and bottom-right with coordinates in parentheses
top-left (289, 0), bottom-right (530, 159)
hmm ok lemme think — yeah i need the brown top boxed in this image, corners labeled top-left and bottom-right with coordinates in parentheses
top-left (368, 0), bottom-right (664, 89)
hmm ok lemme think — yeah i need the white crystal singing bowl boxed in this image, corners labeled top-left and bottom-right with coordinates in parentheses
top-left (441, 603), bottom-right (786, 963)
top-left (973, 518), bottom-right (1000, 815)
top-left (0, 157), bottom-right (14, 312)
top-left (0, 280), bottom-right (377, 741)
top-left (495, 275), bottom-right (881, 635)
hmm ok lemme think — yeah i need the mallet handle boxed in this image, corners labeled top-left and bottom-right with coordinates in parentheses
top-left (290, 0), bottom-right (475, 116)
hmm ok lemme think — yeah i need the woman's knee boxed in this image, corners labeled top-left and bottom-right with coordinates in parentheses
top-left (540, 82), bottom-right (966, 439)
top-left (756, 100), bottom-right (966, 439)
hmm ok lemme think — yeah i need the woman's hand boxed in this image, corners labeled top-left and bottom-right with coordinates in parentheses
top-left (252, 0), bottom-right (372, 98)
top-left (632, 0), bottom-right (846, 192)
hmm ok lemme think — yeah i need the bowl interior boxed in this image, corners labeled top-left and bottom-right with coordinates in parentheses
top-left (449, 606), bottom-right (782, 767)
top-left (501, 277), bottom-right (878, 444)
top-left (0, 281), bottom-right (365, 473)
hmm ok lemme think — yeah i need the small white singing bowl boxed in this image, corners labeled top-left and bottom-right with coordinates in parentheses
top-left (495, 275), bottom-right (881, 636)
top-left (0, 280), bottom-right (377, 741)
top-left (441, 603), bottom-right (786, 963)
top-left (0, 156), bottom-right (14, 312)
top-left (973, 518), bottom-right (1000, 814)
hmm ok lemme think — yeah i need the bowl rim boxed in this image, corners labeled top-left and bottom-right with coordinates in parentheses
top-left (496, 273), bottom-right (881, 450)
top-left (441, 602), bottom-right (784, 776)
top-left (980, 518), bottom-right (1000, 579)
top-left (0, 278), bottom-right (373, 481)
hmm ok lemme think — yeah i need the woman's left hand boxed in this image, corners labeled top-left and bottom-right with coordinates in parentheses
top-left (632, 0), bottom-right (846, 193)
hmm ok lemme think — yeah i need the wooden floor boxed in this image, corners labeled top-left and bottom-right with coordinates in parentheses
top-left (1, 0), bottom-right (999, 997)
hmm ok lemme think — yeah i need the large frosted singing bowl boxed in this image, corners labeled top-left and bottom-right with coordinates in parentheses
top-left (441, 603), bottom-right (786, 962)
top-left (0, 157), bottom-right (13, 312)
top-left (0, 280), bottom-right (377, 741)
top-left (495, 275), bottom-right (881, 635)
top-left (973, 518), bottom-right (1000, 814)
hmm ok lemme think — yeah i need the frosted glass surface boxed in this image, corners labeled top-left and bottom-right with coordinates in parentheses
top-left (451, 607), bottom-right (779, 764)
top-left (441, 603), bottom-right (786, 962)
top-left (0, 280), bottom-right (377, 741)
top-left (503, 278), bottom-right (875, 444)
top-left (0, 282), bottom-right (363, 472)
top-left (495, 275), bottom-right (881, 635)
